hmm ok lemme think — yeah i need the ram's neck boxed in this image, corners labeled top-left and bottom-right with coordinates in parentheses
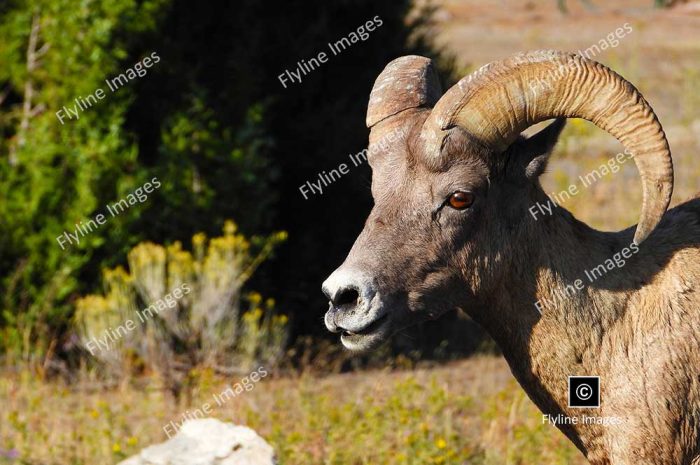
top-left (474, 206), bottom-right (636, 454)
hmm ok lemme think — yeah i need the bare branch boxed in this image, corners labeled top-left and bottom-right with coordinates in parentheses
top-left (30, 103), bottom-right (46, 117)
top-left (9, 13), bottom-right (43, 166)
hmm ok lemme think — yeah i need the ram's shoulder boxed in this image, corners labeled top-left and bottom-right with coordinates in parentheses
top-left (665, 196), bottom-right (700, 223)
top-left (652, 197), bottom-right (700, 245)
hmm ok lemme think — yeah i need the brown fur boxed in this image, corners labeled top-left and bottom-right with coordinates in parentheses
top-left (327, 109), bottom-right (700, 464)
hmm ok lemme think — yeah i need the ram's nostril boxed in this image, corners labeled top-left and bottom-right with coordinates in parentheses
top-left (333, 287), bottom-right (360, 307)
top-left (322, 271), bottom-right (375, 310)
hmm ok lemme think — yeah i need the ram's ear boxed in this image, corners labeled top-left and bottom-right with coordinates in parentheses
top-left (521, 118), bottom-right (566, 179)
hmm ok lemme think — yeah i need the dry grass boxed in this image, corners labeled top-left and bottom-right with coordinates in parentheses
top-left (0, 356), bottom-right (585, 465)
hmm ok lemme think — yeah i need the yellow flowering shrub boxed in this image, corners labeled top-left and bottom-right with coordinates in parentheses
top-left (74, 221), bottom-right (288, 382)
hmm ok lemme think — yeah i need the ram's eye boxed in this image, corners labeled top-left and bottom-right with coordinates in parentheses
top-left (448, 191), bottom-right (474, 210)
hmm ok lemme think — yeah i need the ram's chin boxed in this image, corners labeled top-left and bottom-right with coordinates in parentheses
top-left (339, 318), bottom-right (393, 352)
top-left (340, 332), bottom-right (385, 352)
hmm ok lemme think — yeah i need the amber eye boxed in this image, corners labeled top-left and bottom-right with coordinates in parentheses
top-left (448, 191), bottom-right (474, 210)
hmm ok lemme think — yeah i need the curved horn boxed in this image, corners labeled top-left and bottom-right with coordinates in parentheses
top-left (422, 50), bottom-right (673, 244)
top-left (367, 56), bottom-right (442, 131)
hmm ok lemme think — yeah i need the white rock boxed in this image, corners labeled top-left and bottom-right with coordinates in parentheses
top-left (119, 419), bottom-right (276, 465)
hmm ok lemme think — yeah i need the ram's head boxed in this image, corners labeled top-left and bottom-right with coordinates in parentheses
top-left (322, 51), bottom-right (672, 351)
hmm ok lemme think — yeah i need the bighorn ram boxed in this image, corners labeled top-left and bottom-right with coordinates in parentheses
top-left (322, 50), bottom-right (700, 465)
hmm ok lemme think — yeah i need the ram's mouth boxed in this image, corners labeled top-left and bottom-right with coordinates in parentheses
top-left (339, 313), bottom-right (391, 351)
top-left (341, 313), bottom-right (389, 337)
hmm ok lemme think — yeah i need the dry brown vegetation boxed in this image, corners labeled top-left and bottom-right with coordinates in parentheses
top-left (0, 357), bottom-right (586, 465)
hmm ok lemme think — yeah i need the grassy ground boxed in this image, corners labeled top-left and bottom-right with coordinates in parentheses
top-left (0, 356), bottom-right (585, 465)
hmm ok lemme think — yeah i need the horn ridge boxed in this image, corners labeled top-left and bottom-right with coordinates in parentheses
top-left (421, 49), bottom-right (673, 244)
top-left (366, 55), bottom-right (442, 129)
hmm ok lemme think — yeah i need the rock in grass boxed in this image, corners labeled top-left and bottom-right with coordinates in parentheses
top-left (118, 418), bottom-right (276, 465)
